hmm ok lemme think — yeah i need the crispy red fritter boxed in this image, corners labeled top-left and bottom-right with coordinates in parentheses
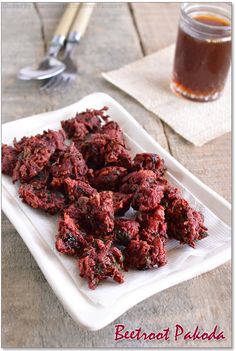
top-left (13, 129), bottom-right (65, 153)
top-left (160, 181), bottom-right (208, 247)
top-left (120, 170), bottom-right (157, 193)
top-left (44, 129), bottom-right (66, 150)
top-left (101, 121), bottom-right (126, 146)
top-left (64, 178), bottom-right (97, 202)
top-left (50, 143), bottom-right (88, 179)
top-left (87, 191), bottom-right (115, 234)
top-left (105, 140), bottom-right (132, 168)
top-left (13, 141), bottom-right (53, 183)
top-left (72, 123), bottom-right (89, 143)
top-left (137, 205), bottom-right (167, 243)
top-left (18, 183), bottom-right (65, 214)
top-left (55, 213), bottom-right (87, 255)
top-left (65, 192), bottom-right (114, 235)
top-left (78, 239), bottom-right (124, 289)
top-left (28, 169), bottom-right (50, 189)
top-left (2, 144), bottom-right (18, 176)
top-left (125, 237), bottom-right (167, 270)
top-left (50, 174), bottom-right (90, 190)
top-left (61, 107), bottom-right (107, 139)
top-left (132, 179), bottom-right (164, 212)
top-left (79, 133), bottom-right (108, 168)
top-left (12, 129), bottom-right (65, 183)
top-left (112, 192), bottom-right (133, 215)
top-left (80, 133), bottom-right (132, 169)
top-left (90, 166), bottom-right (127, 191)
top-left (64, 197), bottom-right (90, 225)
top-left (50, 177), bottom-right (66, 189)
top-left (161, 181), bottom-right (181, 209)
top-left (165, 197), bottom-right (208, 248)
top-left (132, 153), bottom-right (166, 177)
top-left (2, 106), bottom-right (209, 289)
top-left (114, 218), bottom-right (140, 246)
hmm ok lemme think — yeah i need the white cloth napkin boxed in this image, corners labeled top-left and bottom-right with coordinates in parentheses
top-left (103, 45), bottom-right (231, 146)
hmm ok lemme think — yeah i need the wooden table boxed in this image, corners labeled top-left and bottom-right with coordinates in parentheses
top-left (2, 3), bottom-right (231, 348)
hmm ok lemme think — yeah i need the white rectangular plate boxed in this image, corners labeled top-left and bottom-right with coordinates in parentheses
top-left (2, 93), bottom-right (231, 331)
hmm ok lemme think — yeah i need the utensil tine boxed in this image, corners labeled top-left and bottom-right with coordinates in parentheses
top-left (40, 77), bottom-right (58, 91)
top-left (61, 77), bottom-right (73, 90)
top-left (43, 76), bottom-right (63, 92)
top-left (48, 75), bottom-right (65, 92)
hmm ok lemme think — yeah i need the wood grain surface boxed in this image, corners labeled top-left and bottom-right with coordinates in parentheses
top-left (2, 3), bottom-right (231, 348)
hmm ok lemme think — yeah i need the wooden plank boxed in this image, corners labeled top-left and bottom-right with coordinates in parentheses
top-left (131, 3), bottom-right (180, 53)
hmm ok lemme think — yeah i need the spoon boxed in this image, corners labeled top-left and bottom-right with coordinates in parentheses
top-left (18, 3), bottom-right (80, 81)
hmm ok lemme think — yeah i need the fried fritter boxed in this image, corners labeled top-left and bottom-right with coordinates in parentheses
top-left (90, 166), bottom-right (127, 191)
top-left (78, 239), bottom-right (124, 289)
top-left (132, 153), bottom-right (166, 177)
top-left (19, 183), bottom-right (65, 214)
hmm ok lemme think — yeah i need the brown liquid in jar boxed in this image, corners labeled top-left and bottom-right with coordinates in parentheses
top-left (173, 14), bottom-right (231, 100)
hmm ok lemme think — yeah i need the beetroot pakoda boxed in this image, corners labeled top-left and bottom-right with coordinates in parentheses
top-left (125, 237), bottom-right (167, 270)
top-left (50, 143), bottom-right (88, 180)
top-left (112, 192), bottom-right (133, 215)
top-left (12, 129), bottom-right (65, 183)
top-left (114, 218), bottom-right (140, 245)
top-left (2, 106), bottom-right (208, 289)
top-left (120, 170), bottom-right (157, 193)
top-left (132, 179), bottom-right (164, 212)
top-left (19, 183), bottom-right (65, 215)
top-left (56, 213), bottom-right (87, 255)
top-left (78, 239), bottom-right (124, 289)
top-left (61, 107), bottom-right (107, 140)
top-left (90, 166), bottom-right (127, 191)
top-left (80, 133), bottom-right (132, 169)
top-left (137, 205), bottom-right (167, 243)
top-left (64, 178), bottom-right (97, 202)
top-left (133, 153), bottom-right (166, 177)
top-left (2, 144), bottom-right (18, 176)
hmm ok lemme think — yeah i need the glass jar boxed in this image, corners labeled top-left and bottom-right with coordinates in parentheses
top-left (171, 3), bottom-right (231, 102)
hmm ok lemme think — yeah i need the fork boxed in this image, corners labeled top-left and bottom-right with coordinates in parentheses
top-left (41, 3), bottom-right (95, 92)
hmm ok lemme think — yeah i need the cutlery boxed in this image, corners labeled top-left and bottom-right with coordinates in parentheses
top-left (41, 3), bottom-right (95, 91)
top-left (18, 3), bottom-right (80, 81)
